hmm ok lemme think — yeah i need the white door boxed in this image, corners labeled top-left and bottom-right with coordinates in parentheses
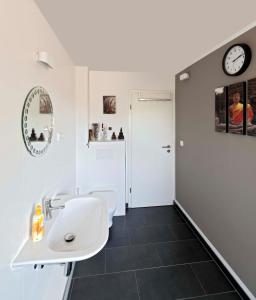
top-left (130, 90), bottom-right (174, 208)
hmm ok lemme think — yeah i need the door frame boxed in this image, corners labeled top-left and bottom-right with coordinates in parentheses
top-left (127, 89), bottom-right (176, 208)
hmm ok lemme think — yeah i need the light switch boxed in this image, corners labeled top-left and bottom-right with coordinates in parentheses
top-left (179, 140), bottom-right (184, 147)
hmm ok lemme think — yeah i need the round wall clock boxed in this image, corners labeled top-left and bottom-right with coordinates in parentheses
top-left (222, 43), bottom-right (251, 76)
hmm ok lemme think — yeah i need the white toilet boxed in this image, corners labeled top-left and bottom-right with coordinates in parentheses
top-left (88, 190), bottom-right (117, 228)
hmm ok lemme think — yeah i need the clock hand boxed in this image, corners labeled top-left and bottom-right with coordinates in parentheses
top-left (232, 54), bottom-right (243, 63)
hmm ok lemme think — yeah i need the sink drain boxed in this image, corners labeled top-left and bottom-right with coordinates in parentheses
top-left (64, 233), bottom-right (76, 243)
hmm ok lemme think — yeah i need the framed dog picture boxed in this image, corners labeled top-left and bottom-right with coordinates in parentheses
top-left (103, 96), bottom-right (116, 114)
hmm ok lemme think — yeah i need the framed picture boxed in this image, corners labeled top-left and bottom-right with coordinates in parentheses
top-left (103, 96), bottom-right (116, 114)
top-left (215, 87), bottom-right (227, 133)
top-left (227, 82), bottom-right (246, 135)
top-left (40, 93), bottom-right (52, 114)
top-left (247, 78), bottom-right (256, 136)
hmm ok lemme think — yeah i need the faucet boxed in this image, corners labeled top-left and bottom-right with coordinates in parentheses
top-left (43, 197), bottom-right (65, 220)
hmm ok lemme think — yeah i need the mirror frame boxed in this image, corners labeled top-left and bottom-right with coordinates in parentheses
top-left (21, 86), bottom-right (54, 157)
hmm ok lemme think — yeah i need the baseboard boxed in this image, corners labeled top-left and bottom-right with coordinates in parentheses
top-left (174, 199), bottom-right (255, 300)
top-left (62, 262), bottom-right (76, 300)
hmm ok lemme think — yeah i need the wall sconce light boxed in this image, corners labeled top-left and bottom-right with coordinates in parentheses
top-left (214, 87), bottom-right (224, 95)
top-left (179, 72), bottom-right (190, 81)
top-left (35, 51), bottom-right (54, 69)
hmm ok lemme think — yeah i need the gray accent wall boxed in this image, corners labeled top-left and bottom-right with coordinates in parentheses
top-left (176, 27), bottom-right (256, 297)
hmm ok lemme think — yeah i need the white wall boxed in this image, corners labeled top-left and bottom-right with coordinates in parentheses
top-left (75, 68), bottom-right (127, 214)
top-left (87, 71), bottom-right (173, 204)
top-left (89, 71), bottom-right (173, 138)
top-left (0, 0), bottom-right (76, 299)
top-left (76, 71), bottom-right (173, 202)
top-left (75, 66), bottom-right (89, 195)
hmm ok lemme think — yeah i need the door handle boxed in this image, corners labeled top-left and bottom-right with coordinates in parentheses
top-left (162, 145), bottom-right (171, 149)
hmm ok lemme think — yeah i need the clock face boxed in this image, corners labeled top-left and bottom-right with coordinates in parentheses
top-left (222, 44), bottom-right (251, 76)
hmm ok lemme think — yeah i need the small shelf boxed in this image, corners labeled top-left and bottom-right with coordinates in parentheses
top-left (89, 139), bottom-right (125, 143)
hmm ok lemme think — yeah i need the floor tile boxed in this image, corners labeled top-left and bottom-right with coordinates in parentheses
top-left (145, 206), bottom-right (185, 225)
top-left (106, 226), bottom-right (130, 248)
top-left (183, 291), bottom-right (242, 300)
top-left (70, 205), bottom-right (241, 300)
top-left (143, 206), bottom-right (174, 215)
top-left (173, 207), bottom-right (187, 220)
top-left (73, 248), bottom-right (105, 278)
top-left (156, 239), bottom-right (211, 266)
top-left (71, 271), bottom-right (139, 300)
top-left (191, 261), bottom-right (234, 294)
top-left (106, 244), bottom-right (162, 272)
top-left (112, 215), bottom-right (126, 229)
top-left (125, 208), bottom-right (148, 227)
top-left (136, 265), bottom-right (204, 300)
top-left (125, 206), bottom-right (185, 227)
top-left (128, 224), bottom-right (176, 244)
top-left (170, 222), bottom-right (195, 240)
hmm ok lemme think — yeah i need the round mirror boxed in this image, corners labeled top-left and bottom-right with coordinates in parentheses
top-left (22, 86), bottom-right (54, 157)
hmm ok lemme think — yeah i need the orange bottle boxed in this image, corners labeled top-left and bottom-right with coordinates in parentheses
top-left (31, 204), bottom-right (44, 242)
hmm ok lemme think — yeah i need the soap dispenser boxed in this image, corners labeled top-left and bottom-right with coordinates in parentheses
top-left (31, 204), bottom-right (44, 242)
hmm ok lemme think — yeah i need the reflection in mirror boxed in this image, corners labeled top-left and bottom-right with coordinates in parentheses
top-left (22, 86), bottom-right (54, 157)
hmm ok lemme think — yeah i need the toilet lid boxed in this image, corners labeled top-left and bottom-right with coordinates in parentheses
top-left (89, 191), bottom-right (116, 211)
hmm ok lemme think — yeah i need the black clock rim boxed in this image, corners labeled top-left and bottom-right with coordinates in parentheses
top-left (222, 43), bottom-right (251, 76)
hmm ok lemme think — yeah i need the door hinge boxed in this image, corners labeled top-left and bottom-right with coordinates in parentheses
top-left (129, 187), bottom-right (132, 194)
top-left (130, 104), bottom-right (132, 110)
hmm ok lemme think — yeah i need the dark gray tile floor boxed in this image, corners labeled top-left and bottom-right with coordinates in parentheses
top-left (69, 205), bottom-right (242, 300)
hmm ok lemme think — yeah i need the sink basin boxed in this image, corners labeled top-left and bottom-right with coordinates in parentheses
top-left (12, 196), bottom-right (109, 267)
top-left (48, 197), bottom-right (106, 253)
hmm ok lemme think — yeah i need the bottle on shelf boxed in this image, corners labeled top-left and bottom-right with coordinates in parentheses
top-left (102, 123), bottom-right (108, 140)
top-left (107, 126), bottom-right (113, 140)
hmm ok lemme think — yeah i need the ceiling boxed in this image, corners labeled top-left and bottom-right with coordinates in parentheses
top-left (35, 0), bottom-right (256, 72)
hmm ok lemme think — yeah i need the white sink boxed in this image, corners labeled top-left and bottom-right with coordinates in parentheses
top-left (12, 196), bottom-right (109, 267)
top-left (48, 197), bottom-right (107, 253)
